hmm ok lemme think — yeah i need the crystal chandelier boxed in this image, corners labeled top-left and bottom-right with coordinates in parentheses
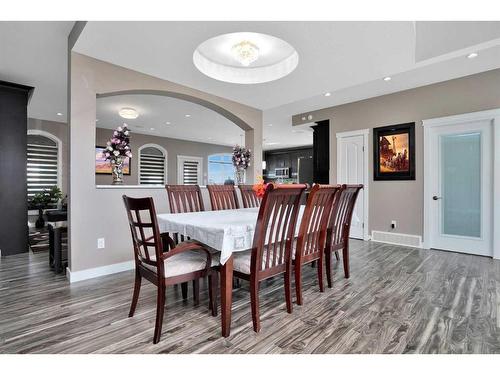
top-left (231, 40), bottom-right (260, 67)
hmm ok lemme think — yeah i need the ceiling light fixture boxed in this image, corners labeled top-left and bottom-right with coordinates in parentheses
top-left (185, 114), bottom-right (191, 118)
top-left (150, 127), bottom-right (155, 131)
top-left (56, 112), bottom-right (63, 116)
top-left (119, 107), bottom-right (139, 119)
top-left (165, 121), bottom-right (171, 125)
top-left (383, 76), bottom-right (392, 82)
top-left (231, 40), bottom-right (260, 67)
top-left (467, 52), bottom-right (478, 59)
top-left (268, 124), bottom-right (273, 127)
top-left (324, 92), bottom-right (331, 97)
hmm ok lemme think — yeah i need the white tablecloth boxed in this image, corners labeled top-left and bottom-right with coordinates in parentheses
top-left (157, 208), bottom-right (260, 265)
top-left (157, 207), bottom-right (304, 265)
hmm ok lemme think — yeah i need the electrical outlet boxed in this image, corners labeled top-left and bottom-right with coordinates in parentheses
top-left (97, 238), bottom-right (105, 249)
top-left (391, 220), bottom-right (397, 229)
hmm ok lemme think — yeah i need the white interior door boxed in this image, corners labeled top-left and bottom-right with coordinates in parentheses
top-left (428, 120), bottom-right (492, 256)
top-left (337, 133), bottom-right (365, 239)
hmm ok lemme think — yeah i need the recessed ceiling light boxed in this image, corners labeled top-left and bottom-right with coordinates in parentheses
top-left (119, 107), bottom-right (139, 119)
top-left (56, 112), bottom-right (63, 116)
top-left (165, 121), bottom-right (171, 125)
top-left (150, 127), bottom-right (155, 131)
top-left (383, 76), bottom-right (392, 82)
top-left (268, 124), bottom-right (273, 127)
top-left (324, 92), bottom-right (331, 97)
top-left (467, 52), bottom-right (478, 59)
top-left (185, 114), bottom-right (191, 118)
top-left (95, 119), bottom-right (99, 122)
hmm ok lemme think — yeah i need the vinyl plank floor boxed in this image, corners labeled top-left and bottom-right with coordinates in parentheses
top-left (1, 240), bottom-right (499, 354)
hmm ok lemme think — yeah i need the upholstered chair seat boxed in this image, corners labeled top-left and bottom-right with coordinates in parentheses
top-left (144, 250), bottom-right (220, 278)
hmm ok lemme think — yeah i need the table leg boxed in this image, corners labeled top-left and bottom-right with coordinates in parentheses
top-left (220, 256), bottom-right (233, 338)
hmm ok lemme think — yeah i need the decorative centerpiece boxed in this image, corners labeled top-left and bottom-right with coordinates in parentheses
top-left (104, 124), bottom-right (132, 185)
top-left (232, 144), bottom-right (251, 185)
top-left (252, 176), bottom-right (269, 198)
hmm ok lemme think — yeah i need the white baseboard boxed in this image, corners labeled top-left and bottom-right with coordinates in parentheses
top-left (371, 230), bottom-right (423, 248)
top-left (66, 260), bottom-right (134, 283)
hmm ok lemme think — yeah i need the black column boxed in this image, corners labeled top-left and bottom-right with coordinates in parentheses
top-left (0, 81), bottom-right (33, 256)
top-left (311, 120), bottom-right (330, 184)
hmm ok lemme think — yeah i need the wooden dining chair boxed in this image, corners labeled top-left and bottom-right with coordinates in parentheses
top-left (239, 184), bottom-right (261, 208)
top-left (293, 184), bottom-right (341, 305)
top-left (325, 184), bottom-right (363, 285)
top-left (123, 195), bottom-right (218, 344)
top-left (165, 184), bottom-right (205, 213)
top-left (165, 184), bottom-right (206, 299)
top-left (207, 184), bottom-right (239, 210)
top-left (232, 183), bottom-right (307, 332)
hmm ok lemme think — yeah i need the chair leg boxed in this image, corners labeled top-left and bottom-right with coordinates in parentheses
top-left (325, 250), bottom-right (333, 288)
top-left (181, 282), bottom-right (188, 300)
top-left (208, 272), bottom-right (218, 317)
top-left (128, 271), bottom-right (142, 317)
top-left (250, 278), bottom-right (261, 333)
top-left (193, 279), bottom-right (200, 306)
top-left (342, 242), bottom-right (350, 279)
top-left (295, 263), bottom-right (303, 306)
top-left (284, 269), bottom-right (293, 313)
top-left (334, 250), bottom-right (340, 261)
top-left (317, 256), bottom-right (324, 292)
top-left (153, 284), bottom-right (166, 344)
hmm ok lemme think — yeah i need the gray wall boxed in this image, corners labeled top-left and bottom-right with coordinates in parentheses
top-left (28, 118), bottom-right (69, 196)
top-left (293, 68), bottom-right (500, 237)
top-left (69, 52), bottom-right (262, 274)
top-left (95, 127), bottom-right (233, 185)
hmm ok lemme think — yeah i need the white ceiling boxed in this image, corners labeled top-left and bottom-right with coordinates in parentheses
top-left (96, 94), bottom-right (245, 147)
top-left (1, 21), bottom-right (499, 151)
top-left (0, 21), bottom-right (74, 123)
top-left (73, 21), bottom-right (500, 149)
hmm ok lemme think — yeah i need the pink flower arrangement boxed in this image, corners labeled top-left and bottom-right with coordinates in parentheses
top-left (104, 124), bottom-right (132, 161)
top-left (232, 145), bottom-right (251, 171)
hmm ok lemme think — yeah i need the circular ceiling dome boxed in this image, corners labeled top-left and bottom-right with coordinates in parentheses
top-left (193, 32), bottom-right (299, 84)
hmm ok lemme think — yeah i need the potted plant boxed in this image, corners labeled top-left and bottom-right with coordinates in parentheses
top-left (29, 186), bottom-right (63, 229)
top-left (103, 124), bottom-right (132, 184)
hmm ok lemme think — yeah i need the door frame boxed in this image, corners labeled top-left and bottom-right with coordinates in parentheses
top-left (422, 108), bottom-right (500, 259)
top-left (177, 155), bottom-right (204, 185)
top-left (336, 129), bottom-right (370, 241)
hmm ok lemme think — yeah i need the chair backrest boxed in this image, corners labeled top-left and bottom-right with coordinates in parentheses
top-left (295, 184), bottom-right (341, 264)
top-left (239, 184), bottom-right (261, 208)
top-left (122, 195), bottom-right (164, 275)
top-left (165, 184), bottom-right (205, 213)
top-left (207, 184), bottom-right (239, 211)
top-left (327, 184), bottom-right (363, 247)
top-left (251, 184), bottom-right (307, 278)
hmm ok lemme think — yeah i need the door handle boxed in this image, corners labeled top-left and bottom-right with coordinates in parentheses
top-left (432, 196), bottom-right (442, 200)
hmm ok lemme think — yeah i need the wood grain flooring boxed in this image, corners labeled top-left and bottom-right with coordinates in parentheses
top-left (1, 240), bottom-right (499, 353)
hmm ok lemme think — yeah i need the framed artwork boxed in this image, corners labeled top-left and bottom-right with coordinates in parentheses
top-left (95, 146), bottom-right (131, 175)
top-left (373, 122), bottom-right (415, 180)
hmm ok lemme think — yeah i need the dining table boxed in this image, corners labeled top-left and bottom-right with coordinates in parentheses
top-left (157, 206), bottom-right (304, 337)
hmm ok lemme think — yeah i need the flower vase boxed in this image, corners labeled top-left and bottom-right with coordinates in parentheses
top-left (112, 157), bottom-right (124, 185)
top-left (235, 169), bottom-right (245, 185)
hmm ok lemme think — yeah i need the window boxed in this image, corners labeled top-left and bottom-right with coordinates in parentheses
top-left (177, 155), bottom-right (203, 185)
top-left (138, 145), bottom-right (167, 185)
top-left (208, 154), bottom-right (235, 184)
top-left (27, 132), bottom-right (61, 203)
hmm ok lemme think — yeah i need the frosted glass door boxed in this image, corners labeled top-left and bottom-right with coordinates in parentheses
top-left (440, 133), bottom-right (481, 238)
top-left (429, 120), bottom-right (492, 257)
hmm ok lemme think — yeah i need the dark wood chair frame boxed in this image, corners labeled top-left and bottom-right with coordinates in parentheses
top-left (165, 184), bottom-right (206, 299)
top-left (123, 195), bottom-right (218, 344)
top-left (325, 184), bottom-right (363, 286)
top-left (294, 184), bottom-right (341, 305)
top-left (232, 183), bottom-right (307, 332)
top-left (239, 184), bottom-right (261, 208)
top-left (207, 184), bottom-right (240, 211)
